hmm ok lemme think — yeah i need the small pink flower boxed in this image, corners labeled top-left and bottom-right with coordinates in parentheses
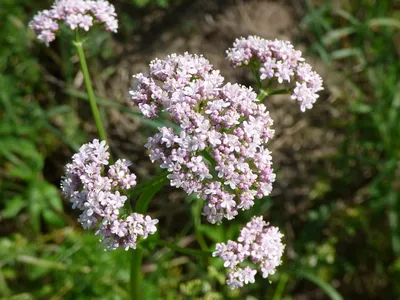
top-left (213, 216), bottom-right (284, 289)
top-left (61, 139), bottom-right (158, 250)
top-left (130, 53), bottom-right (276, 223)
top-left (226, 35), bottom-right (323, 111)
top-left (29, 0), bottom-right (118, 46)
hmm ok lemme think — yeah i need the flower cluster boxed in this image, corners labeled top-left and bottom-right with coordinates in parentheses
top-left (213, 216), bottom-right (284, 289)
top-left (61, 139), bottom-right (158, 250)
top-left (29, 0), bottom-right (118, 46)
top-left (226, 36), bottom-right (323, 112)
top-left (130, 53), bottom-right (276, 224)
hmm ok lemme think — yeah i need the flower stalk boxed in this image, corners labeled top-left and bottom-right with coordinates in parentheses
top-left (130, 248), bottom-right (143, 300)
top-left (129, 173), bottom-right (168, 300)
top-left (73, 30), bottom-right (108, 143)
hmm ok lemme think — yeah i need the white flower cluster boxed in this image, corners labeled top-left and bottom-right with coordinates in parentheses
top-left (61, 139), bottom-right (158, 250)
top-left (130, 53), bottom-right (276, 224)
top-left (226, 35), bottom-right (324, 111)
top-left (213, 216), bottom-right (284, 289)
top-left (29, 0), bottom-right (118, 46)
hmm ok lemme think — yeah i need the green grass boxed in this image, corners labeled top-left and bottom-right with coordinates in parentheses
top-left (294, 0), bottom-right (400, 298)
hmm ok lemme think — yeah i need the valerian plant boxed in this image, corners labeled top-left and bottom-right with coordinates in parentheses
top-left (30, 0), bottom-right (323, 296)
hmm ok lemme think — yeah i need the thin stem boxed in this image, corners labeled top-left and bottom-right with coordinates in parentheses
top-left (130, 248), bottom-right (143, 300)
top-left (268, 88), bottom-right (292, 96)
top-left (73, 30), bottom-right (108, 143)
top-left (257, 89), bottom-right (269, 102)
top-left (251, 61), bottom-right (263, 91)
top-left (192, 199), bottom-right (209, 252)
top-left (129, 171), bottom-right (168, 300)
top-left (272, 273), bottom-right (289, 300)
top-left (257, 87), bottom-right (293, 102)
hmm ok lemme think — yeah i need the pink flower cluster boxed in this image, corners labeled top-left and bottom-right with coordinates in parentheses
top-left (212, 216), bottom-right (284, 289)
top-left (130, 53), bottom-right (276, 224)
top-left (61, 139), bottom-right (158, 250)
top-left (29, 0), bottom-right (118, 46)
top-left (226, 36), bottom-right (323, 112)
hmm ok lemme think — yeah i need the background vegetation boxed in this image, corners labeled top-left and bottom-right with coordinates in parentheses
top-left (0, 0), bottom-right (399, 299)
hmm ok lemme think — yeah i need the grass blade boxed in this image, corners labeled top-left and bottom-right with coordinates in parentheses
top-left (64, 88), bottom-right (178, 130)
top-left (322, 27), bottom-right (356, 46)
top-left (294, 269), bottom-right (344, 300)
top-left (368, 18), bottom-right (400, 30)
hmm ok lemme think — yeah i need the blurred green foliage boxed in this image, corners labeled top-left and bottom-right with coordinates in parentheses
top-left (0, 0), bottom-right (69, 233)
top-left (297, 0), bottom-right (400, 298)
top-left (131, 0), bottom-right (173, 8)
top-left (0, 0), bottom-right (399, 299)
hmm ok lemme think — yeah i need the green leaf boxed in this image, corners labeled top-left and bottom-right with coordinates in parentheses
top-left (387, 191), bottom-right (400, 255)
top-left (129, 170), bottom-right (169, 197)
top-left (294, 269), bottom-right (343, 300)
top-left (132, 0), bottom-right (150, 8)
top-left (2, 195), bottom-right (26, 219)
top-left (45, 105), bottom-right (72, 118)
top-left (42, 209), bottom-right (65, 228)
top-left (38, 180), bottom-right (63, 211)
top-left (64, 88), bottom-right (179, 130)
top-left (27, 183), bottom-right (45, 232)
top-left (141, 231), bottom-right (160, 250)
top-left (368, 18), bottom-right (400, 30)
top-left (388, 82), bottom-right (400, 133)
top-left (135, 173), bottom-right (168, 213)
top-left (0, 137), bottom-right (44, 181)
top-left (349, 102), bottom-right (372, 114)
top-left (330, 48), bottom-right (362, 60)
top-left (333, 9), bottom-right (360, 26)
top-left (198, 225), bottom-right (223, 243)
top-left (322, 27), bottom-right (356, 46)
top-left (272, 273), bottom-right (289, 300)
top-left (27, 179), bottom-right (64, 232)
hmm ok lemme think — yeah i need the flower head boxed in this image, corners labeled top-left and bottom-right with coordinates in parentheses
top-left (130, 53), bottom-right (276, 223)
top-left (226, 36), bottom-right (323, 111)
top-left (29, 0), bottom-right (118, 46)
top-left (212, 216), bottom-right (284, 289)
top-left (61, 139), bottom-right (158, 250)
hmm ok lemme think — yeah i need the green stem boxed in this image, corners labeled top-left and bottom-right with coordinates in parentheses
top-left (192, 199), bottom-right (208, 252)
top-left (73, 30), bottom-right (108, 143)
top-left (257, 87), bottom-right (293, 102)
top-left (130, 208), bottom-right (145, 300)
top-left (272, 273), bottom-right (289, 300)
top-left (130, 248), bottom-right (143, 300)
top-left (251, 62), bottom-right (263, 91)
top-left (129, 171), bottom-right (168, 300)
top-left (267, 88), bottom-right (292, 96)
top-left (257, 89), bottom-right (269, 102)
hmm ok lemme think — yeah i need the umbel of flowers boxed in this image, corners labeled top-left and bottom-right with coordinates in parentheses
top-left (213, 216), bottom-right (285, 289)
top-left (61, 139), bottom-right (158, 250)
top-left (130, 53), bottom-right (276, 224)
top-left (29, 0), bottom-right (118, 46)
top-left (227, 36), bottom-right (323, 112)
top-left (129, 37), bottom-right (323, 288)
